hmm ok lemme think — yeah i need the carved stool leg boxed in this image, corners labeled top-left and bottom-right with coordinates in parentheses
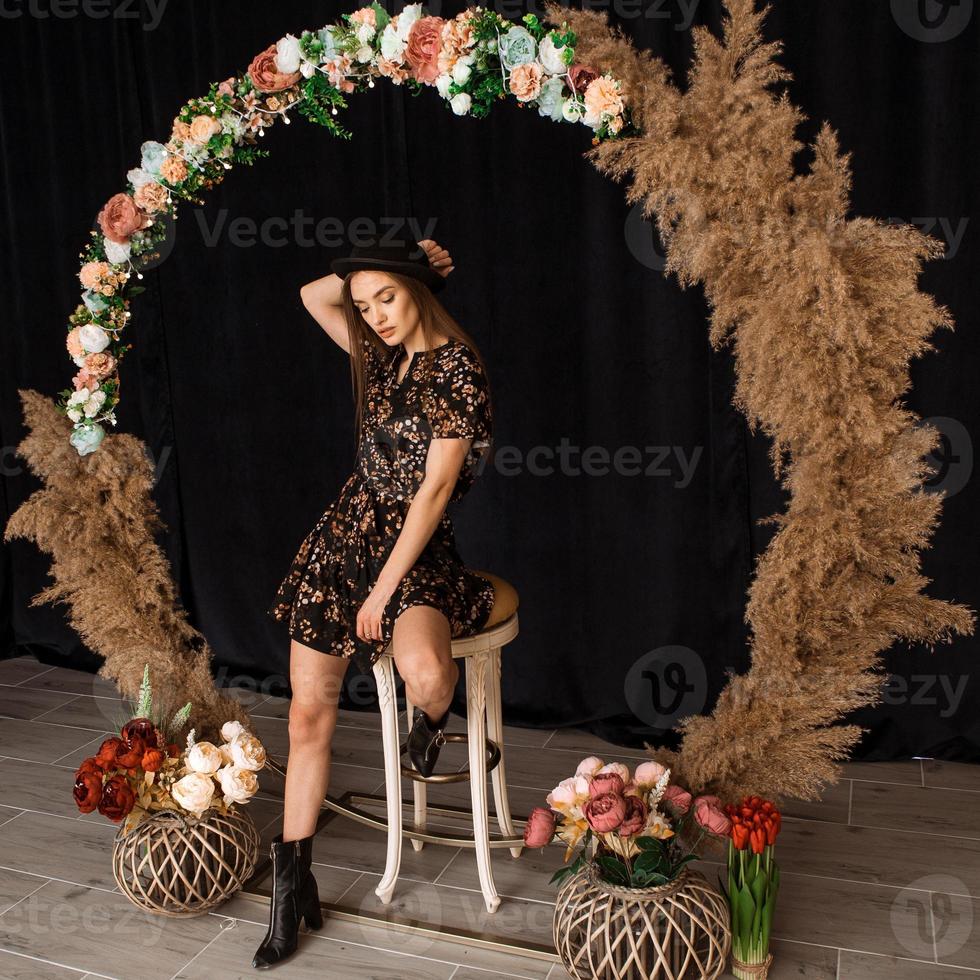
top-left (373, 655), bottom-right (402, 904)
top-left (466, 649), bottom-right (500, 914)
top-left (404, 689), bottom-right (427, 851)
top-left (485, 645), bottom-right (523, 858)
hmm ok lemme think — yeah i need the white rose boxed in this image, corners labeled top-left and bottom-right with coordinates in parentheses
top-left (78, 323), bottom-right (110, 354)
top-left (68, 389), bottom-right (90, 407)
top-left (451, 59), bottom-right (472, 85)
top-left (435, 73), bottom-right (453, 98)
top-left (83, 390), bottom-right (106, 418)
top-left (276, 34), bottom-right (303, 74)
top-left (104, 238), bottom-right (131, 264)
top-left (221, 720), bottom-right (247, 743)
top-left (450, 93), bottom-right (472, 116)
top-left (396, 3), bottom-right (422, 41)
top-left (538, 36), bottom-right (567, 75)
top-left (562, 99), bottom-right (583, 123)
top-left (356, 21), bottom-right (375, 44)
top-left (171, 772), bottom-right (215, 815)
top-left (355, 44), bottom-right (374, 63)
top-left (575, 756), bottom-right (606, 778)
top-left (229, 734), bottom-right (267, 772)
top-left (127, 168), bottom-right (155, 189)
top-left (216, 765), bottom-right (258, 806)
top-left (186, 740), bottom-right (223, 775)
top-left (380, 22), bottom-right (406, 61)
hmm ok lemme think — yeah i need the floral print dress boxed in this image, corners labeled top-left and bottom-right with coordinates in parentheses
top-left (268, 334), bottom-right (495, 675)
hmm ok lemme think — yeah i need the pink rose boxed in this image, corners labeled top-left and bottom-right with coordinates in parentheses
top-left (405, 16), bottom-right (446, 85)
top-left (588, 772), bottom-right (625, 799)
top-left (693, 796), bottom-right (731, 836)
top-left (568, 64), bottom-right (599, 95)
top-left (583, 792), bottom-right (627, 834)
top-left (633, 761), bottom-right (668, 788)
top-left (523, 806), bottom-right (556, 848)
top-left (97, 193), bottom-right (152, 245)
top-left (662, 784), bottom-right (692, 814)
top-left (217, 76), bottom-right (236, 97)
top-left (509, 62), bottom-right (544, 102)
top-left (248, 44), bottom-right (302, 93)
top-left (617, 794), bottom-right (648, 837)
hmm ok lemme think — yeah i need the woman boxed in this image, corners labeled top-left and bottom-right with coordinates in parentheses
top-left (253, 236), bottom-right (496, 969)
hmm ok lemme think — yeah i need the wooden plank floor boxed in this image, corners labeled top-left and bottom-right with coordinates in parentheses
top-left (0, 654), bottom-right (977, 979)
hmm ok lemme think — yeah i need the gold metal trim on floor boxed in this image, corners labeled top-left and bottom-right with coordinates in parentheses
top-left (242, 758), bottom-right (559, 961)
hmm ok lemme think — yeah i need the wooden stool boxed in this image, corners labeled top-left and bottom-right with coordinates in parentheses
top-left (372, 569), bottom-right (521, 913)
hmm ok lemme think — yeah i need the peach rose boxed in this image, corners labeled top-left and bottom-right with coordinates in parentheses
top-left (217, 76), bottom-right (237, 97)
top-left (72, 369), bottom-right (100, 392)
top-left (171, 118), bottom-right (192, 142)
top-left (134, 181), bottom-right (169, 214)
top-left (79, 261), bottom-right (109, 290)
top-left (248, 43), bottom-right (302, 93)
top-left (584, 74), bottom-right (624, 119)
top-left (377, 57), bottom-right (410, 84)
top-left (350, 6), bottom-right (376, 27)
top-left (189, 113), bottom-right (221, 144)
top-left (98, 193), bottom-right (152, 245)
top-left (523, 806), bottom-right (557, 848)
top-left (160, 156), bottom-right (188, 184)
top-left (84, 351), bottom-right (117, 380)
top-left (66, 327), bottom-right (85, 359)
top-left (509, 62), bottom-right (543, 102)
top-left (405, 16), bottom-right (445, 85)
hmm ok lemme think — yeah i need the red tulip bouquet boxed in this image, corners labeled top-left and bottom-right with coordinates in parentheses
top-left (524, 756), bottom-right (732, 889)
top-left (723, 796), bottom-right (782, 979)
top-left (70, 666), bottom-right (266, 834)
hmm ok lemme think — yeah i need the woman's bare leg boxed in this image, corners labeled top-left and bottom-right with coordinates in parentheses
top-left (282, 639), bottom-right (351, 841)
top-left (390, 605), bottom-right (459, 721)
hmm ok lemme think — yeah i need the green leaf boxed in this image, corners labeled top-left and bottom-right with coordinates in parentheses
top-left (169, 701), bottom-right (192, 735)
top-left (136, 664), bottom-right (152, 718)
top-left (369, 0), bottom-right (390, 32)
top-left (595, 856), bottom-right (630, 887)
top-left (128, 285), bottom-right (146, 297)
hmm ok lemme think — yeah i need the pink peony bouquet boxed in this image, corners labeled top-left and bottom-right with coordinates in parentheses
top-left (524, 756), bottom-right (732, 889)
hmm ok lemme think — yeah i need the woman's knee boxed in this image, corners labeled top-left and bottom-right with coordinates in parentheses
top-left (400, 648), bottom-right (458, 699)
top-left (287, 701), bottom-right (338, 747)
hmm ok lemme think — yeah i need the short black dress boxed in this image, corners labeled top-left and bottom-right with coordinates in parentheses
top-left (267, 334), bottom-right (496, 675)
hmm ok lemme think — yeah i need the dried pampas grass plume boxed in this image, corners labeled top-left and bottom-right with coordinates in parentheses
top-left (545, 0), bottom-right (974, 802)
top-left (4, 389), bottom-right (248, 739)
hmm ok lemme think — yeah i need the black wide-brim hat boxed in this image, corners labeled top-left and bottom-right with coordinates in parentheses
top-left (331, 237), bottom-right (446, 293)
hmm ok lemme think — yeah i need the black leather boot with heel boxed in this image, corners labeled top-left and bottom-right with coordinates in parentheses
top-left (406, 705), bottom-right (451, 778)
top-left (251, 833), bottom-right (322, 970)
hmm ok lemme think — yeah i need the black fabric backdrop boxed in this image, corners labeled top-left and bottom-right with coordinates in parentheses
top-left (2, 0), bottom-right (978, 762)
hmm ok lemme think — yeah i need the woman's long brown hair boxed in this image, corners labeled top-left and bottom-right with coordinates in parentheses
top-left (340, 271), bottom-right (493, 452)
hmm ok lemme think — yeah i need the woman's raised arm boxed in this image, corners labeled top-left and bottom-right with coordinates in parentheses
top-left (299, 273), bottom-right (350, 353)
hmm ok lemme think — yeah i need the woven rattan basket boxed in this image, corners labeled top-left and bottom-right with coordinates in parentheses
top-left (112, 807), bottom-right (259, 916)
top-left (553, 862), bottom-right (731, 980)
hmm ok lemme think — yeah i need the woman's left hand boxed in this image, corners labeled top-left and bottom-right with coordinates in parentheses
top-left (356, 585), bottom-right (393, 643)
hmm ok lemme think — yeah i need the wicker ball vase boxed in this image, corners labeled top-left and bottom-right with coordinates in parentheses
top-left (554, 863), bottom-right (731, 980)
top-left (112, 807), bottom-right (259, 916)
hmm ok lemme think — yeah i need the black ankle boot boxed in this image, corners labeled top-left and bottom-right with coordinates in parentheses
top-left (251, 833), bottom-right (322, 969)
top-left (407, 706), bottom-right (451, 778)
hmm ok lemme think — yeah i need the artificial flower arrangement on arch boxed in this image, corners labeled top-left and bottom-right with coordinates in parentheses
top-left (61, 2), bottom-right (636, 456)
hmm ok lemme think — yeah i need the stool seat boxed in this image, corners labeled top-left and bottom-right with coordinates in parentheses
top-left (471, 569), bottom-right (519, 627)
top-left (372, 572), bottom-right (522, 914)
